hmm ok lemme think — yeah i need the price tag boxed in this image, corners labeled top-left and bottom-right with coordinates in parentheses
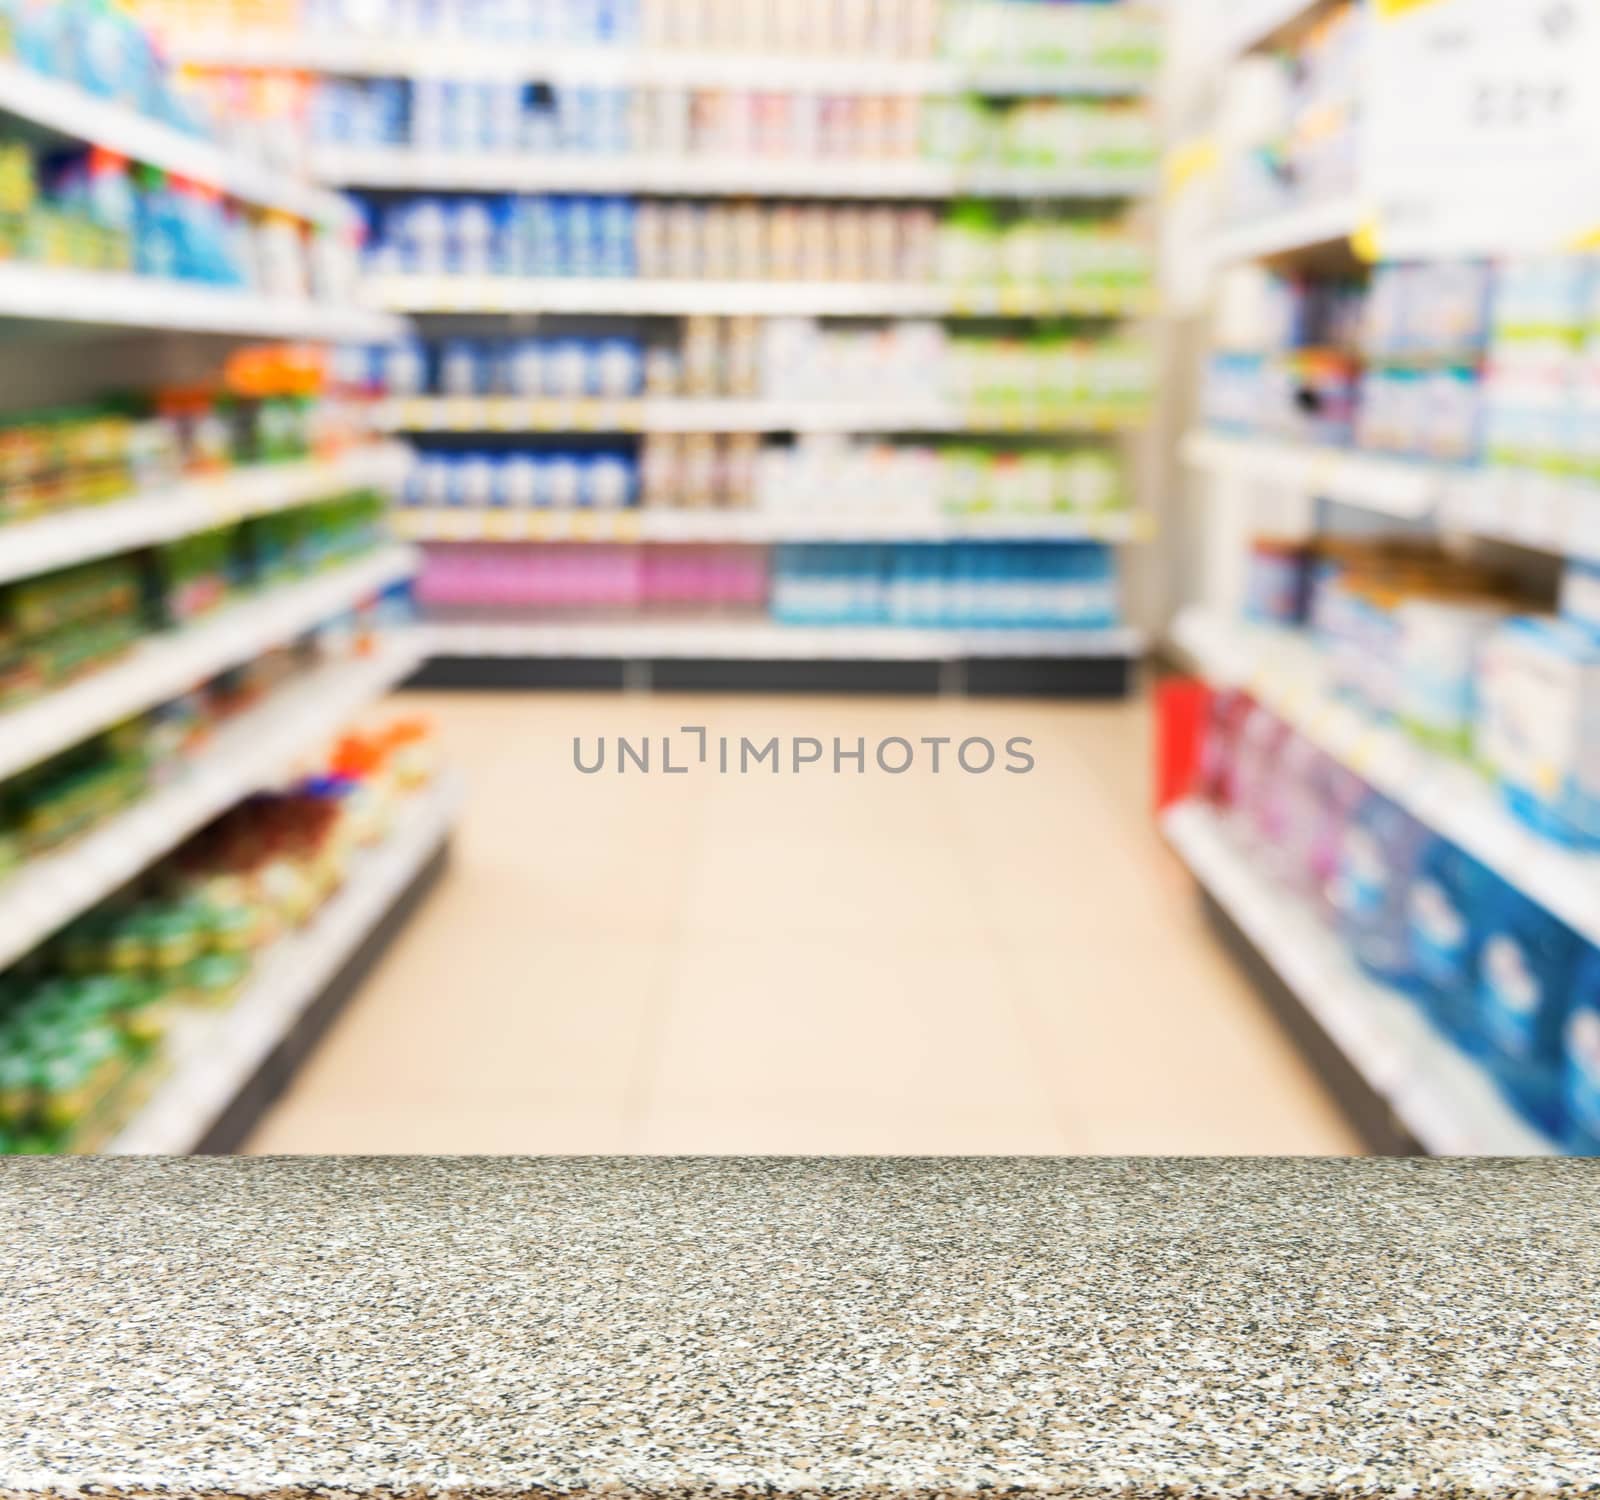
top-left (1367, 0), bottom-right (1600, 256)
top-left (570, 510), bottom-right (598, 541)
top-left (486, 398), bottom-right (514, 432)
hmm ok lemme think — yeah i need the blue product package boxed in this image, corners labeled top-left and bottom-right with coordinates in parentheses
top-left (546, 452), bottom-right (584, 510)
top-left (497, 452), bottom-right (540, 508)
top-left (380, 337), bottom-right (431, 397)
top-left (1476, 879), bottom-right (1585, 1137)
top-left (596, 196), bottom-right (635, 278)
top-left (1477, 616), bottom-right (1600, 850)
top-left (453, 451), bottom-right (498, 509)
top-left (546, 338), bottom-right (592, 397)
top-left (370, 79), bottom-right (409, 147)
top-left (447, 197), bottom-right (500, 276)
top-left (1405, 839), bottom-right (1492, 1046)
top-left (402, 197), bottom-right (451, 274)
top-left (1562, 949), bottom-right (1600, 1153)
top-left (593, 337), bottom-right (643, 397)
top-left (311, 78), bottom-right (356, 145)
top-left (584, 452), bottom-right (636, 510)
top-left (1332, 791), bottom-right (1433, 986)
top-left (505, 338), bottom-right (546, 396)
top-left (439, 338), bottom-right (490, 397)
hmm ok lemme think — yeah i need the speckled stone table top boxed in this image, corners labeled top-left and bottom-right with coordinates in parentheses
top-left (2, 1158), bottom-right (1599, 1500)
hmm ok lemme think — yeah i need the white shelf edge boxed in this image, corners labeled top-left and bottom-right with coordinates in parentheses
top-left (1164, 801), bottom-right (1557, 1156)
top-left (0, 264), bottom-right (402, 342)
top-left (422, 620), bottom-right (1144, 661)
top-left (368, 276), bottom-right (1153, 318)
top-left (0, 446), bottom-right (411, 588)
top-left (377, 397), bottom-right (1147, 436)
top-left (169, 33), bottom-right (1156, 95)
top-left (1186, 431), bottom-right (1600, 557)
top-left (1205, 194), bottom-right (1364, 266)
top-left (1174, 607), bottom-right (1600, 949)
top-left (396, 507), bottom-right (1150, 545)
top-left (1182, 431), bottom-right (1442, 520)
top-left (0, 61), bottom-right (352, 228)
top-left (318, 148), bottom-right (1154, 199)
top-left (107, 771), bottom-right (459, 1156)
top-left (0, 640), bottom-right (425, 977)
top-left (0, 545), bottom-right (418, 787)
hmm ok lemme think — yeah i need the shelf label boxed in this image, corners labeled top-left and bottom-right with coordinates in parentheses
top-left (1367, 0), bottom-right (1600, 256)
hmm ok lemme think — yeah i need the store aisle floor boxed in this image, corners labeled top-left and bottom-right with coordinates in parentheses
top-left (248, 688), bottom-right (1360, 1154)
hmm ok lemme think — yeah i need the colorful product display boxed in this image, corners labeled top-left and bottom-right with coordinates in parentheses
top-left (1241, 534), bottom-right (1600, 852)
top-left (0, 489), bottom-right (389, 711)
top-left (1203, 253), bottom-right (1600, 477)
top-left (1218, 0), bottom-right (1361, 227)
top-left (1203, 688), bottom-right (1600, 1149)
top-left (313, 78), bottom-right (1154, 174)
top-left (772, 541), bottom-right (1118, 627)
top-left (416, 542), bottom-right (768, 612)
top-left (3, 0), bottom-right (211, 135)
top-left (415, 538), bottom-right (1119, 628)
top-left (367, 316), bottom-right (1154, 418)
top-left (0, 136), bottom-right (360, 296)
top-left (0, 715), bottom-right (439, 1154)
top-left (401, 435), bottom-right (1127, 520)
top-left (361, 194), bottom-right (1149, 292)
top-left (0, 634), bottom-right (358, 880)
top-left (752, 437), bottom-right (1126, 519)
top-left (0, 350), bottom-right (381, 529)
top-left (135, 0), bottom-right (1159, 72)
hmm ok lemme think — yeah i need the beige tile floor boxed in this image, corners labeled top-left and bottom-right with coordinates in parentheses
top-left (248, 687), bottom-right (1362, 1154)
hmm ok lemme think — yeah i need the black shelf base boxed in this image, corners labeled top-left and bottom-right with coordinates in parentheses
top-left (408, 655), bottom-right (1135, 698)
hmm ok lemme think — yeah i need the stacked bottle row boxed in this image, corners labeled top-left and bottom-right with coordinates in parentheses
top-left (360, 196), bottom-right (1150, 293)
top-left (416, 539), bottom-right (1119, 629)
top-left (367, 320), bottom-right (1153, 418)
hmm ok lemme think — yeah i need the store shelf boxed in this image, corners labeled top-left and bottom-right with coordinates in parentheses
top-left (378, 396), bottom-right (1147, 435)
top-left (0, 545), bottom-right (418, 787)
top-left (1173, 607), bottom-right (1600, 949)
top-left (316, 148), bottom-right (1154, 199)
top-left (1441, 468), bottom-right (1600, 565)
top-left (108, 772), bottom-right (459, 1155)
top-left (1164, 801), bottom-right (1557, 1156)
top-left (369, 275), bottom-right (1151, 318)
top-left (0, 446), bottom-right (412, 588)
top-left (397, 507), bottom-right (1151, 545)
top-left (0, 639), bottom-right (426, 977)
top-left (424, 619), bottom-right (1143, 661)
top-left (1205, 194), bottom-right (1364, 265)
top-left (171, 33), bottom-right (1156, 95)
top-left (0, 265), bottom-right (403, 342)
top-left (1183, 431), bottom-right (1442, 520)
top-left (0, 60), bottom-right (352, 227)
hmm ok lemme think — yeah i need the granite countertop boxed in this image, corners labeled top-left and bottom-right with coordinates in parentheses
top-left (2, 1157), bottom-right (1599, 1500)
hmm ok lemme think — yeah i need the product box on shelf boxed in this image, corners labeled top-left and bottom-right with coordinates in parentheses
top-left (1476, 616), bottom-right (1600, 851)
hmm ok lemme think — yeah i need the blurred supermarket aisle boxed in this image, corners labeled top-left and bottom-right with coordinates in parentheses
top-left (248, 689), bottom-right (1359, 1154)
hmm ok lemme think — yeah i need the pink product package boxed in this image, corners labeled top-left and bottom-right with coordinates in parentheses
top-left (417, 545), bottom-right (770, 612)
